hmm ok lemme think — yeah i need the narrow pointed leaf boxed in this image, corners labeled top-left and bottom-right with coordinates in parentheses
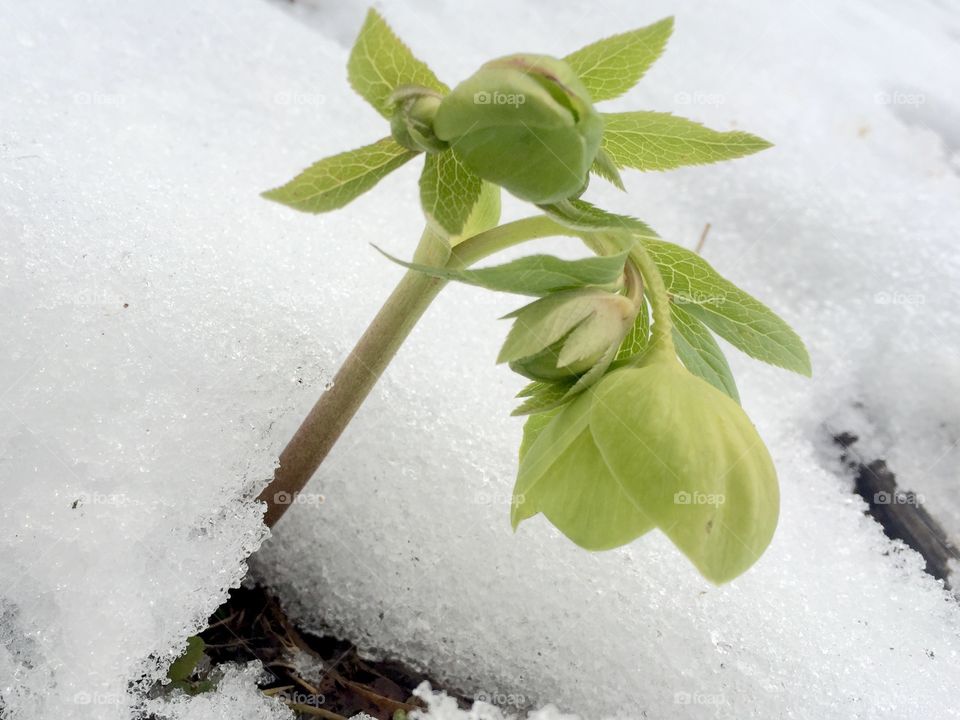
top-left (513, 381), bottom-right (575, 416)
top-left (374, 248), bottom-right (629, 297)
top-left (262, 137), bottom-right (415, 213)
top-left (564, 18), bottom-right (674, 102)
top-left (671, 304), bottom-right (740, 402)
top-left (420, 150), bottom-right (486, 237)
top-left (539, 198), bottom-right (658, 238)
top-left (616, 295), bottom-right (650, 360)
top-left (601, 112), bottom-right (772, 172)
top-left (644, 238), bottom-right (811, 375)
top-left (347, 8), bottom-right (448, 118)
top-left (591, 147), bottom-right (626, 190)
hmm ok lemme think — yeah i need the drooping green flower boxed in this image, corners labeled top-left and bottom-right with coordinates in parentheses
top-left (498, 287), bottom-right (637, 382)
top-left (433, 55), bottom-right (603, 204)
top-left (261, 9), bottom-right (806, 583)
top-left (512, 355), bottom-right (779, 583)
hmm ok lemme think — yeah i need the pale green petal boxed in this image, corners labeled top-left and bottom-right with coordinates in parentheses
top-left (590, 364), bottom-right (779, 583)
top-left (512, 392), bottom-right (655, 550)
top-left (497, 291), bottom-right (597, 364)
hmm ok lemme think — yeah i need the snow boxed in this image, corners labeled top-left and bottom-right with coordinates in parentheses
top-left (0, 1), bottom-right (364, 718)
top-left (1, 0), bottom-right (959, 719)
top-left (410, 683), bottom-right (578, 720)
top-left (145, 664), bottom-right (294, 720)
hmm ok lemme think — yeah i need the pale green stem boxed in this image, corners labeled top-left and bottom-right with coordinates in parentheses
top-left (629, 243), bottom-right (676, 362)
top-left (259, 215), bottom-right (573, 527)
top-left (449, 215), bottom-right (572, 267)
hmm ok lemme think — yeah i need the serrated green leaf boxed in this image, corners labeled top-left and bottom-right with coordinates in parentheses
top-left (262, 137), bottom-right (416, 214)
top-left (615, 294), bottom-right (650, 360)
top-left (644, 238), bottom-right (811, 375)
top-left (538, 198), bottom-right (658, 238)
top-left (590, 147), bottom-right (626, 191)
top-left (601, 112), bottom-right (772, 172)
top-left (420, 150), bottom-right (485, 237)
top-left (347, 9), bottom-right (448, 118)
top-left (375, 248), bottom-right (628, 297)
top-left (671, 304), bottom-right (740, 402)
top-left (564, 18), bottom-right (674, 102)
top-left (513, 381), bottom-right (575, 416)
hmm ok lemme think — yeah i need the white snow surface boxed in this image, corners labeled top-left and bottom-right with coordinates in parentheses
top-left (1, 0), bottom-right (959, 719)
top-left (144, 664), bottom-right (294, 720)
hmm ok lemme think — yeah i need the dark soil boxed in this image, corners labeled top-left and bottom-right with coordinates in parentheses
top-left (835, 431), bottom-right (959, 585)
top-left (189, 584), bottom-right (468, 719)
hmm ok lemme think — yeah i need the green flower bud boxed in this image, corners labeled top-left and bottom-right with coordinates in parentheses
top-left (433, 54), bottom-right (603, 203)
top-left (512, 359), bottom-right (779, 584)
top-left (389, 86), bottom-right (449, 153)
top-left (498, 288), bottom-right (636, 382)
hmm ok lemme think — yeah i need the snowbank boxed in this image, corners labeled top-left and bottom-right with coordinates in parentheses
top-left (1, 0), bottom-right (959, 718)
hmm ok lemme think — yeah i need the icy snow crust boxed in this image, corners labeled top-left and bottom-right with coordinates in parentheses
top-left (1, 0), bottom-right (959, 718)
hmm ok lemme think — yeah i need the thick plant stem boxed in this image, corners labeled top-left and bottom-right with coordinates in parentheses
top-left (259, 216), bottom-right (569, 527)
top-left (259, 251), bottom-right (446, 527)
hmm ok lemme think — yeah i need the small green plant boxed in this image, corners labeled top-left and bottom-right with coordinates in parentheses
top-left (259, 9), bottom-right (810, 583)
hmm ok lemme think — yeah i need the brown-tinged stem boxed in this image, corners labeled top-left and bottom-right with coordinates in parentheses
top-left (259, 215), bottom-right (569, 527)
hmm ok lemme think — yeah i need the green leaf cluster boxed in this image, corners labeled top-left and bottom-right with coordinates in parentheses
top-left (264, 8), bottom-right (500, 242)
top-left (262, 8), bottom-right (811, 583)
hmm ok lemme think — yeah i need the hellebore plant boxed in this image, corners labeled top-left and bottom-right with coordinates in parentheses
top-left (259, 10), bottom-right (811, 583)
